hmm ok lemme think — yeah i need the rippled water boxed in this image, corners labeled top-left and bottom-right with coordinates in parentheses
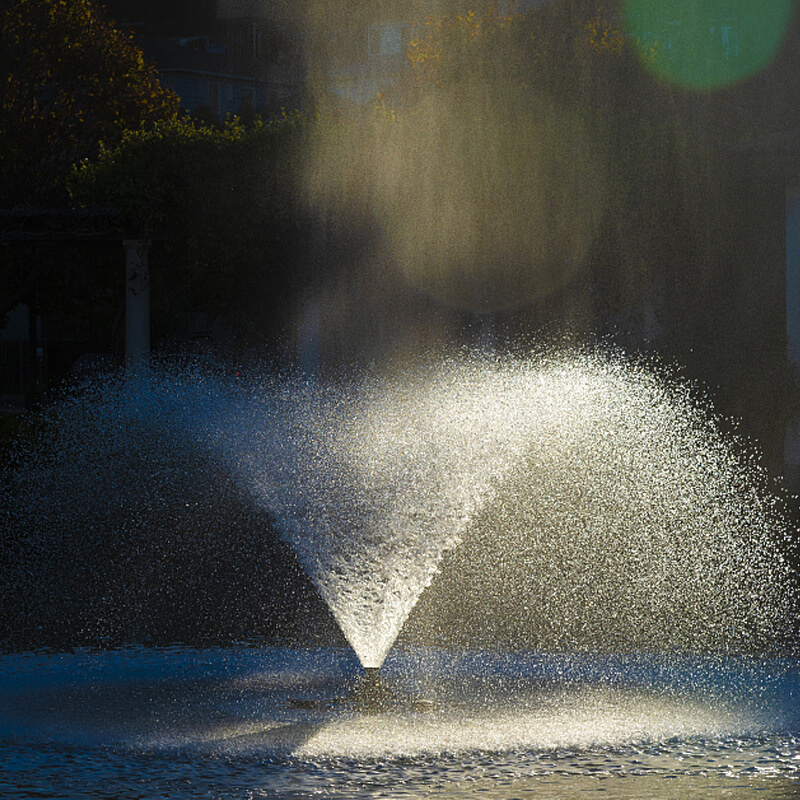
top-left (2, 646), bottom-right (799, 799)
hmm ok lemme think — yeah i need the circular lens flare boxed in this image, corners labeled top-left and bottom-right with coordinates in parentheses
top-left (622, 0), bottom-right (794, 90)
top-left (372, 89), bottom-right (607, 312)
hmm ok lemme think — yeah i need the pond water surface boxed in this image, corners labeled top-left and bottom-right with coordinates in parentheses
top-left (1, 646), bottom-right (799, 799)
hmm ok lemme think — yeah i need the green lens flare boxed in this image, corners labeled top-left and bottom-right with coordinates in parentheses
top-left (622, 0), bottom-right (794, 90)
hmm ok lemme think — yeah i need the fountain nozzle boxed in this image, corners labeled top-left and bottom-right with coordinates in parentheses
top-left (345, 666), bottom-right (398, 711)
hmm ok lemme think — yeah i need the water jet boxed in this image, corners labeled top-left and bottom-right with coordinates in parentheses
top-left (0, 348), bottom-right (797, 798)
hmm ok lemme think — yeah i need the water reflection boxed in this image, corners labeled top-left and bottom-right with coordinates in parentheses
top-left (433, 774), bottom-right (800, 800)
top-left (1, 647), bottom-right (798, 799)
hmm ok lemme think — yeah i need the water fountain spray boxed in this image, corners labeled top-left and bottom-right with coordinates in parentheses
top-left (2, 348), bottom-right (794, 674)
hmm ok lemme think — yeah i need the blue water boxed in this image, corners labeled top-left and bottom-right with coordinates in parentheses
top-left (1, 646), bottom-right (800, 798)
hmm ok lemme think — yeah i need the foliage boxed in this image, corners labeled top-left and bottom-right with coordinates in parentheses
top-left (69, 112), bottom-right (312, 338)
top-left (583, 6), bottom-right (626, 55)
top-left (70, 115), bottom-right (295, 233)
top-left (407, 4), bottom-right (627, 91)
top-left (0, 0), bottom-right (179, 206)
top-left (407, 8), bottom-right (515, 87)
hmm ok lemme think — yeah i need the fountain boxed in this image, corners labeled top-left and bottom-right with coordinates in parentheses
top-left (172, 349), bottom-right (794, 663)
top-left (0, 347), bottom-right (798, 799)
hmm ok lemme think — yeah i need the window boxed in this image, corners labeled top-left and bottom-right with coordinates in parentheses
top-left (369, 24), bottom-right (411, 56)
top-left (721, 25), bottom-right (739, 59)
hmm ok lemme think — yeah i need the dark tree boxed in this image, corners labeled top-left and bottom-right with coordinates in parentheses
top-left (0, 0), bottom-right (179, 206)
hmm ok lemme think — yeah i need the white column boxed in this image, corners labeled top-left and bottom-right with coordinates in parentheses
top-left (296, 291), bottom-right (321, 376)
top-left (124, 239), bottom-right (150, 369)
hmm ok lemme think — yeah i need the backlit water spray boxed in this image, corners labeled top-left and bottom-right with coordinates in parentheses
top-left (209, 349), bottom-right (792, 663)
top-left (10, 347), bottom-right (786, 667)
top-left (2, 347), bottom-right (799, 797)
top-left (187, 357), bottom-right (551, 667)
